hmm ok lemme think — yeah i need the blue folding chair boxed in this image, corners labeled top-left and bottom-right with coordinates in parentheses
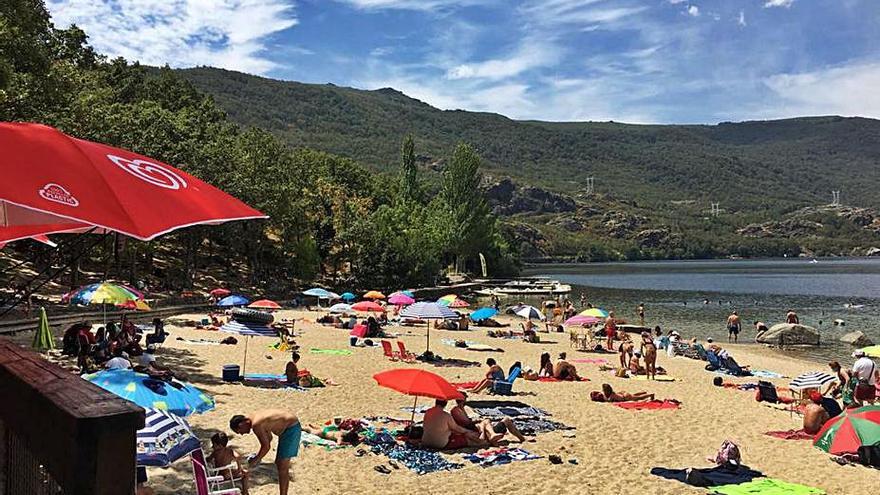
top-left (491, 366), bottom-right (521, 395)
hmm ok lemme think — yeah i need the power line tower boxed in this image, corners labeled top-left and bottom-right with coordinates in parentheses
top-left (831, 190), bottom-right (840, 206)
top-left (584, 177), bottom-right (594, 195)
top-left (710, 203), bottom-right (721, 217)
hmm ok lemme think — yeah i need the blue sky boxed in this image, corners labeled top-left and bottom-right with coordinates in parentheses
top-left (47, 0), bottom-right (880, 123)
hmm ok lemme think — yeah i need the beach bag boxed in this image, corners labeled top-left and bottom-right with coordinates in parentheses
top-left (755, 381), bottom-right (779, 403)
top-left (710, 440), bottom-right (741, 466)
top-left (857, 445), bottom-right (880, 467)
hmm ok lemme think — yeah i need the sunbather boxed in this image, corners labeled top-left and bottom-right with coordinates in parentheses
top-left (598, 383), bottom-right (654, 402)
top-left (629, 352), bottom-right (646, 375)
top-left (470, 358), bottom-right (505, 394)
top-left (641, 331), bottom-right (658, 380)
top-left (422, 399), bottom-right (482, 449)
top-left (302, 421), bottom-right (361, 446)
top-left (554, 352), bottom-right (581, 381)
top-left (450, 393), bottom-right (530, 447)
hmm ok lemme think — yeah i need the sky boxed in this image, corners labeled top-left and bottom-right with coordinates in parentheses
top-left (46, 0), bottom-right (880, 124)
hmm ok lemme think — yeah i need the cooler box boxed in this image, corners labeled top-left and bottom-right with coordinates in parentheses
top-left (222, 364), bottom-right (241, 382)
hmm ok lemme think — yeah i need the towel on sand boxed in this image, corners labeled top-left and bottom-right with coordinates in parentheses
top-left (309, 348), bottom-right (353, 356)
top-left (244, 373), bottom-right (286, 381)
top-left (751, 370), bottom-right (786, 379)
top-left (537, 376), bottom-right (589, 382)
top-left (571, 358), bottom-right (609, 364)
top-left (614, 400), bottom-right (680, 410)
top-left (710, 478), bottom-right (825, 495)
top-left (651, 465), bottom-right (764, 487)
top-left (301, 432), bottom-right (344, 449)
top-left (632, 375), bottom-right (677, 382)
top-left (462, 447), bottom-right (541, 467)
top-left (764, 429), bottom-right (814, 440)
top-left (450, 381), bottom-right (479, 389)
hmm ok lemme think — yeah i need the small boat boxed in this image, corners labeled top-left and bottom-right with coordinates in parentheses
top-left (476, 278), bottom-right (572, 297)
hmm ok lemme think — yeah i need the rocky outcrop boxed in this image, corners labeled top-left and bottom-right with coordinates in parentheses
top-left (756, 323), bottom-right (820, 346)
top-left (866, 247), bottom-right (880, 257)
top-left (738, 219), bottom-right (824, 238)
top-left (740, 205), bottom-right (880, 239)
top-left (506, 222), bottom-right (548, 258)
top-left (840, 331), bottom-right (873, 347)
top-left (548, 216), bottom-right (585, 232)
top-left (602, 211), bottom-right (646, 238)
top-left (634, 228), bottom-right (678, 249)
top-left (483, 177), bottom-right (576, 215)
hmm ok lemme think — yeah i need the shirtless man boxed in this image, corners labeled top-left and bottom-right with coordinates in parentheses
top-left (803, 397), bottom-right (830, 435)
top-left (451, 394), bottom-right (530, 447)
top-left (786, 309), bottom-right (799, 325)
top-left (726, 311), bottom-right (741, 343)
top-left (554, 352), bottom-right (581, 381)
top-left (230, 410), bottom-right (301, 495)
top-left (421, 399), bottom-right (482, 450)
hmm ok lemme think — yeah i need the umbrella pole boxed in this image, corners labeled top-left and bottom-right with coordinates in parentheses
top-left (242, 336), bottom-right (250, 378)
top-left (410, 396), bottom-right (418, 427)
top-left (426, 320), bottom-right (431, 354)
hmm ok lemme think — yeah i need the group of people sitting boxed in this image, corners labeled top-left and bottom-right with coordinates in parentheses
top-left (420, 394), bottom-right (531, 450)
top-left (317, 314), bottom-right (387, 338)
top-left (62, 316), bottom-right (168, 374)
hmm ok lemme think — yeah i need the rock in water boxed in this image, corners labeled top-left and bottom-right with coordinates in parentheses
top-left (840, 331), bottom-right (873, 347)
top-left (756, 323), bottom-right (820, 346)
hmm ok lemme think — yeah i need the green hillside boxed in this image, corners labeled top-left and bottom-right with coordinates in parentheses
top-left (177, 67), bottom-right (880, 213)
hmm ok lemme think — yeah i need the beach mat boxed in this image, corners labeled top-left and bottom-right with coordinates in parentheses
top-left (425, 358), bottom-right (481, 368)
top-left (462, 447), bottom-right (541, 467)
top-left (752, 370), bottom-right (786, 379)
top-left (764, 429), bottom-right (814, 440)
top-left (309, 348), bottom-right (353, 356)
top-left (710, 478), bottom-right (825, 495)
top-left (614, 400), bottom-right (680, 411)
top-left (651, 465), bottom-right (764, 487)
top-left (450, 381), bottom-right (479, 390)
top-left (632, 375), bottom-right (677, 382)
top-left (571, 358), bottom-right (608, 365)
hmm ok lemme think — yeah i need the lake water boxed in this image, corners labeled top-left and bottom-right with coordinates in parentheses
top-left (525, 258), bottom-right (880, 364)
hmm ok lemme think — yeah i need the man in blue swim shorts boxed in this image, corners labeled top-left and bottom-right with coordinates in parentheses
top-left (231, 409), bottom-right (301, 495)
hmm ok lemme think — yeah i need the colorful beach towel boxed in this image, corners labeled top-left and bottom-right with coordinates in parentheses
top-left (710, 478), bottom-right (825, 495)
top-left (650, 465), bottom-right (764, 487)
top-left (752, 370), bottom-right (786, 379)
top-left (614, 400), bottom-right (681, 411)
top-left (244, 373), bottom-right (286, 381)
top-left (513, 418), bottom-right (574, 435)
top-left (309, 348), bottom-right (353, 356)
top-left (462, 447), bottom-right (541, 467)
top-left (301, 432), bottom-right (343, 449)
top-left (571, 358), bottom-right (609, 365)
top-left (763, 429), bottom-right (813, 441)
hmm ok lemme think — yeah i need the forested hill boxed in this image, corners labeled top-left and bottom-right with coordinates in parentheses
top-left (177, 67), bottom-right (880, 213)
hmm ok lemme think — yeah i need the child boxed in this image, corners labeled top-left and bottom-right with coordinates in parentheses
top-left (206, 432), bottom-right (249, 494)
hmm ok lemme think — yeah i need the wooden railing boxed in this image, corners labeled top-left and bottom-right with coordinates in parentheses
top-left (0, 339), bottom-right (144, 494)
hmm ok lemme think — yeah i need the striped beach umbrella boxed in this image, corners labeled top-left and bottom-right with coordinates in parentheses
top-left (789, 371), bottom-right (837, 391)
top-left (137, 408), bottom-right (201, 467)
top-left (84, 370), bottom-right (214, 416)
top-left (399, 302), bottom-right (458, 353)
top-left (515, 305), bottom-right (545, 321)
top-left (814, 405), bottom-right (880, 455)
top-left (220, 319), bottom-right (277, 377)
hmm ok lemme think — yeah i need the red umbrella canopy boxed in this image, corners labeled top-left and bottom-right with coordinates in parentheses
top-left (352, 301), bottom-right (384, 312)
top-left (248, 299), bottom-right (281, 310)
top-left (813, 405), bottom-right (880, 455)
top-left (0, 123), bottom-right (267, 242)
top-left (210, 288), bottom-right (231, 297)
top-left (373, 369), bottom-right (463, 401)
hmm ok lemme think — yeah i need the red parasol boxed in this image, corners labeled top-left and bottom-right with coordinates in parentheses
top-left (0, 123), bottom-right (267, 243)
top-left (210, 288), bottom-right (231, 298)
top-left (373, 369), bottom-right (463, 401)
top-left (248, 299), bottom-right (281, 310)
top-left (352, 301), bottom-right (384, 312)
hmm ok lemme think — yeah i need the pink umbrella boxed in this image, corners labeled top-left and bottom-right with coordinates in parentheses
top-left (448, 298), bottom-right (470, 308)
top-left (352, 301), bottom-right (384, 312)
top-left (388, 294), bottom-right (415, 306)
top-left (564, 315), bottom-right (601, 326)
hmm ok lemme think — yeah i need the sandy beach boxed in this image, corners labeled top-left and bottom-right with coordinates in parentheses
top-left (141, 309), bottom-right (876, 495)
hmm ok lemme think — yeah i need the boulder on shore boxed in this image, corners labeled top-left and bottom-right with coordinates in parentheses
top-left (756, 323), bottom-right (820, 346)
top-left (840, 331), bottom-right (873, 347)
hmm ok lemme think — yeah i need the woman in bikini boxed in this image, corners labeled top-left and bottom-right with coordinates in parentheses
top-left (600, 383), bottom-right (654, 402)
top-left (641, 331), bottom-right (657, 380)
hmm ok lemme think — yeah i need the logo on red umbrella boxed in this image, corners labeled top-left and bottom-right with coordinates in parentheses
top-left (107, 154), bottom-right (188, 190)
top-left (38, 183), bottom-right (79, 207)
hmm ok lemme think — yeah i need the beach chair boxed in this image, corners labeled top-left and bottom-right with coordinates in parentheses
top-left (191, 449), bottom-right (241, 495)
top-left (396, 341), bottom-right (417, 362)
top-left (380, 340), bottom-right (400, 361)
top-left (491, 366), bottom-right (521, 395)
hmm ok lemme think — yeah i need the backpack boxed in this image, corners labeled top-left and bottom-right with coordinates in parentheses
top-left (710, 440), bottom-right (741, 466)
top-left (755, 381), bottom-right (779, 403)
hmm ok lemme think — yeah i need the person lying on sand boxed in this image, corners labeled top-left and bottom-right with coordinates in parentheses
top-left (597, 383), bottom-right (654, 402)
top-left (206, 432), bottom-right (249, 495)
top-left (422, 399), bottom-right (483, 450)
top-left (303, 420), bottom-right (361, 446)
top-left (451, 393), bottom-right (532, 447)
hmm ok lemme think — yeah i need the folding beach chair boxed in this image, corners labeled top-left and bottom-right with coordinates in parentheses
top-left (380, 340), bottom-right (400, 361)
top-left (191, 449), bottom-right (241, 495)
top-left (397, 341), bottom-right (417, 363)
top-left (491, 366), bottom-right (521, 395)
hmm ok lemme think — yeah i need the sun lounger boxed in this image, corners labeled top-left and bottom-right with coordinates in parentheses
top-left (381, 341), bottom-right (400, 361)
top-left (396, 341), bottom-right (417, 362)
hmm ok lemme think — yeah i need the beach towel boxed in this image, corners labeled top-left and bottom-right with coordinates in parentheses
top-left (710, 478), bottom-right (825, 495)
top-left (301, 432), bottom-right (343, 450)
top-left (401, 405), bottom-right (431, 414)
top-left (449, 381), bottom-right (479, 390)
top-left (571, 358), bottom-right (609, 365)
top-left (651, 465), bottom-right (764, 487)
top-left (175, 337), bottom-right (221, 345)
top-left (244, 373), bottom-right (286, 381)
top-left (472, 405), bottom-right (549, 418)
top-left (614, 400), bottom-right (681, 411)
top-left (537, 376), bottom-right (589, 382)
top-left (462, 447), bottom-right (541, 467)
top-left (309, 348), bottom-right (353, 356)
top-left (368, 442), bottom-right (464, 475)
top-left (513, 418), bottom-right (574, 435)
top-left (426, 358), bottom-right (481, 368)
top-left (632, 375), bottom-right (677, 382)
top-left (763, 429), bottom-right (813, 440)
top-left (466, 344), bottom-right (504, 352)
top-left (752, 370), bottom-right (786, 379)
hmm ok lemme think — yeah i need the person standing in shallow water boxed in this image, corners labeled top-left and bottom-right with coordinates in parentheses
top-left (637, 303), bottom-right (645, 326)
top-left (726, 311), bottom-right (741, 343)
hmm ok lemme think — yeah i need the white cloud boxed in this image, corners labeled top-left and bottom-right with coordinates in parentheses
top-left (519, 1), bottom-right (646, 28)
top-left (762, 61), bottom-right (880, 118)
top-left (446, 40), bottom-right (561, 80)
top-left (737, 10), bottom-right (746, 26)
top-left (764, 0), bottom-right (794, 8)
top-left (668, 0), bottom-right (687, 4)
top-left (334, 0), bottom-right (489, 10)
top-left (46, 0), bottom-right (298, 74)
top-left (687, 5), bottom-right (700, 17)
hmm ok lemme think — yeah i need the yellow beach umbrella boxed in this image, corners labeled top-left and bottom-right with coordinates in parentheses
top-left (861, 345), bottom-right (880, 358)
top-left (363, 290), bottom-right (386, 300)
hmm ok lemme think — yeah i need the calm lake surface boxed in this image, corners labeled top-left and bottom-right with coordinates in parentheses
top-left (525, 258), bottom-right (880, 364)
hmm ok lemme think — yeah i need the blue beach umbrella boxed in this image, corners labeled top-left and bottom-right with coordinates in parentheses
top-left (84, 369), bottom-right (215, 416)
top-left (137, 408), bottom-right (201, 467)
top-left (340, 292), bottom-right (356, 301)
top-left (470, 307), bottom-right (498, 321)
top-left (217, 294), bottom-right (249, 307)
